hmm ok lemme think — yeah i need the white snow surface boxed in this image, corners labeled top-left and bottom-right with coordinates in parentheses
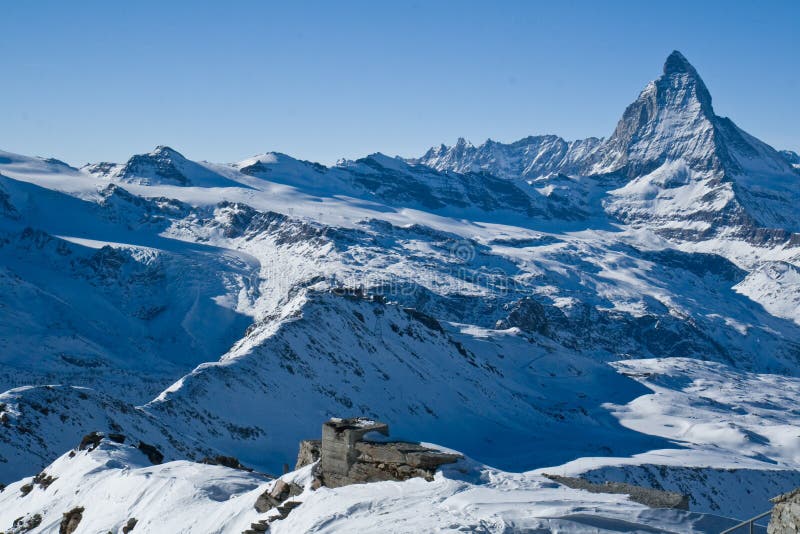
top-left (0, 439), bottom-right (736, 534)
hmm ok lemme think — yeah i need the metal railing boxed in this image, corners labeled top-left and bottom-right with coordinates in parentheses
top-left (720, 510), bottom-right (771, 534)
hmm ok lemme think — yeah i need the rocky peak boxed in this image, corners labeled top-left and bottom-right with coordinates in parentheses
top-left (590, 51), bottom-right (722, 177)
top-left (117, 145), bottom-right (191, 185)
top-left (663, 50), bottom-right (698, 76)
top-left (151, 145), bottom-right (181, 157)
top-left (659, 50), bottom-right (713, 111)
top-left (454, 137), bottom-right (472, 149)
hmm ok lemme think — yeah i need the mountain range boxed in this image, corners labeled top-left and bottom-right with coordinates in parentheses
top-left (0, 51), bottom-right (798, 533)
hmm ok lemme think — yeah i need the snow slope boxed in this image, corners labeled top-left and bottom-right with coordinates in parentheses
top-left (734, 261), bottom-right (800, 325)
top-left (0, 438), bottom-right (739, 534)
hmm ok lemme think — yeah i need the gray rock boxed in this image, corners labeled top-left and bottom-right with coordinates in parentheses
top-left (59, 506), bottom-right (84, 534)
top-left (122, 517), bottom-right (138, 533)
top-left (254, 479), bottom-right (303, 513)
top-left (295, 440), bottom-right (321, 470)
top-left (769, 487), bottom-right (800, 533)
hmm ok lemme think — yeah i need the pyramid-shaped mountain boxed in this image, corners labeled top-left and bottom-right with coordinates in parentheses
top-left (413, 51), bottom-right (800, 239)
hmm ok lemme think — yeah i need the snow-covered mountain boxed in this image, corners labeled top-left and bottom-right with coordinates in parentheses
top-left (83, 145), bottom-right (245, 188)
top-left (413, 135), bottom-right (603, 181)
top-left (413, 51), bottom-right (800, 242)
top-left (0, 51), bottom-right (799, 532)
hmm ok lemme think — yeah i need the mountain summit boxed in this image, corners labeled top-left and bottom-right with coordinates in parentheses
top-left (663, 49), bottom-right (704, 77)
top-left (85, 145), bottom-right (245, 188)
top-left (413, 50), bottom-right (800, 237)
top-left (592, 50), bottom-right (718, 176)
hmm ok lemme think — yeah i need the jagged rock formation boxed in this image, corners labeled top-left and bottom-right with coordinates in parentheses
top-left (413, 135), bottom-right (603, 180)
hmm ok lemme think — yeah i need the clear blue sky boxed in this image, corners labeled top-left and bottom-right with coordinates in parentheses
top-left (1, 0), bottom-right (798, 166)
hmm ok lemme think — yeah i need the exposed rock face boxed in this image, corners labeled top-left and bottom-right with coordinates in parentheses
top-left (78, 431), bottom-right (103, 452)
top-left (320, 418), bottom-right (389, 488)
top-left (137, 441), bottom-right (163, 465)
top-left (769, 488), bottom-right (800, 533)
top-left (59, 506), bottom-right (83, 534)
top-left (122, 517), bottom-right (138, 533)
top-left (108, 433), bottom-right (126, 444)
top-left (318, 417), bottom-right (461, 488)
top-left (592, 50), bottom-right (719, 177)
top-left (544, 474), bottom-right (689, 510)
top-left (495, 297), bottom-right (550, 335)
top-left (295, 440), bottom-right (321, 470)
top-left (117, 146), bottom-right (191, 186)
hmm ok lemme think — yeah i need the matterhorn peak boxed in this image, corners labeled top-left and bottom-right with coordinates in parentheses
top-left (663, 50), bottom-right (696, 76)
top-left (587, 50), bottom-right (723, 177)
top-left (657, 50), bottom-right (714, 110)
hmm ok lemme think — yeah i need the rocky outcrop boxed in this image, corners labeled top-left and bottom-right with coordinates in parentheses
top-left (5, 513), bottom-right (42, 533)
top-left (254, 479), bottom-right (303, 514)
top-left (59, 507), bottom-right (83, 534)
top-left (78, 431), bottom-right (103, 452)
top-left (32, 471), bottom-right (56, 490)
top-left (137, 441), bottom-right (163, 465)
top-left (544, 474), bottom-right (689, 510)
top-left (245, 501), bottom-right (303, 533)
top-left (295, 440), bottom-right (321, 470)
top-left (769, 488), bottom-right (800, 533)
top-left (248, 480), bottom-right (304, 533)
top-left (317, 417), bottom-right (461, 488)
top-left (108, 433), bottom-right (126, 444)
